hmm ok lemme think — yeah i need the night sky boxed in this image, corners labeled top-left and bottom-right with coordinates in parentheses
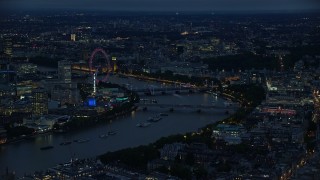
top-left (1, 0), bottom-right (320, 11)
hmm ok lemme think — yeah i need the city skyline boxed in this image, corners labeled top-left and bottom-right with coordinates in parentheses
top-left (1, 1), bottom-right (320, 179)
top-left (1, 0), bottom-right (320, 12)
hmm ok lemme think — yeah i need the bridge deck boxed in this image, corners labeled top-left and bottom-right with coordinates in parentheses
top-left (137, 103), bottom-right (236, 109)
top-left (133, 87), bottom-right (206, 92)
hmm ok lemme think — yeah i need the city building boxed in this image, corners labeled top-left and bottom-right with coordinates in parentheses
top-left (70, 34), bottom-right (76, 41)
top-left (0, 62), bottom-right (16, 84)
top-left (3, 36), bottom-right (12, 58)
top-left (51, 84), bottom-right (80, 105)
top-left (212, 124), bottom-right (247, 144)
top-left (16, 80), bottom-right (35, 98)
top-left (160, 143), bottom-right (187, 161)
top-left (14, 63), bottom-right (37, 77)
top-left (23, 115), bottom-right (70, 133)
top-left (32, 88), bottom-right (48, 116)
top-left (0, 84), bottom-right (15, 98)
top-left (58, 60), bottom-right (72, 84)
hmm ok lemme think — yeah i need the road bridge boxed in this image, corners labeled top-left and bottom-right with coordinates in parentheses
top-left (138, 99), bottom-right (237, 110)
top-left (137, 103), bottom-right (235, 110)
top-left (133, 86), bottom-right (209, 96)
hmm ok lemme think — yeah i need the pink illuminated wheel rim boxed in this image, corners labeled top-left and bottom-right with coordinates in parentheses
top-left (88, 48), bottom-right (111, 83)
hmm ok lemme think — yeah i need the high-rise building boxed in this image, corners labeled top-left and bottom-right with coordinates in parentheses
top-left (15, 63), bottom-right (37, 77)
top-left (70, 34), bottom-right (76, 41)
top-left (32, 88), bottom-right (48, 116)
top-left (58, 60), bottom-right (72, 84)
top-left (16, 80), bottom-right (33, 97)
top-left (80, 49), bottom-right (89, 63)
top-left (51, 84), bottom-right (80, 105)
top-left (3, 36), bottom-right (12, 58)
top-left (0, 63), bottom-right (16, 84)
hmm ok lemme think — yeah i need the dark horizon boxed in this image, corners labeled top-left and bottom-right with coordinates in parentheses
top-left (1, 9), bottom-right (320, 16)
top-left (1, 0), bottom-right (320, 13)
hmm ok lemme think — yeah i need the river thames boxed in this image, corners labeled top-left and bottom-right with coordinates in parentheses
top-left (0, 76), bottom-right (232, 176)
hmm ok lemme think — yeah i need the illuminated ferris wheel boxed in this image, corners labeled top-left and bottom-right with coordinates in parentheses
top-left (88, 48), bottom-right (111, 95)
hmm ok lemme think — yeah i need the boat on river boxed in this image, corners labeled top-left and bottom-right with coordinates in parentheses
top-left (148, 116), bottom-right (162, 122)
top-left (74, 139), bottom-right (90, 143)
top-left (99, 134), bottom-right (108, 138)
top-left (136, 122), bottom-right (151, 127)
top-left (60, 141), bottom-right (72, 146)
top-left (159, 113), bottom-right (168, 116)
top-left (108, 130), bottom-right (117, 135)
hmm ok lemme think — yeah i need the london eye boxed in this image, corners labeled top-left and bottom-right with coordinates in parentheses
top-left (88, 48), bottom-right (111, 94)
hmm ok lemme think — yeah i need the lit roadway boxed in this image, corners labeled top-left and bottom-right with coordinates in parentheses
top-left (282, 90), bottom-right (319, 180)
top-left (137, 102), bottom-right (236, 110)
top-left (117, 72), bottom-right (204, 89)
top-left (72, 66), bottom-right (211, 90)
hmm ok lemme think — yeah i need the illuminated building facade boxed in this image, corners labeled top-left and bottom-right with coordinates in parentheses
top-left (32, 88), bottom-right (48, 116)
top-left (3, 36), bottom-right (12, 58)
top-left (0, 84), bottom-right (16, 98)
top-left (70, 34), bottom-right (76, 41)
top-left (15, 63), bottom-right (37, 77)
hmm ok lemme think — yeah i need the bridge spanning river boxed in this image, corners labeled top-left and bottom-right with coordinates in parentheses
top-left (133, 86), bottom-right (209, 94)
top-left (137, 103), bottom-right (236, 109)
top-left (138, 99), bottom-right (237, 110)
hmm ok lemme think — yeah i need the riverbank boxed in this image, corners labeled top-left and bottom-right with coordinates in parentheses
top-left (1, 104), bottom-right (138, 147)
top-left (1, 93), bottom-right (230, 177)
top-left (60, 103), bottom-right (138, 131)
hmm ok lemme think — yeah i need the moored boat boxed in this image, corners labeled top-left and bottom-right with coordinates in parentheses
top-left (136, 122), bottom-right (151, 127)
top-left (107, 131), bottom-right (117, 135)
top-left (60, 141), bottom-right (72, 146)
top-left (74, 139), bottom-right (90, 143)
top-left (99, 134), bottom-right (108, 138)
top-left (148, 116), bottom-right (162, 122)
